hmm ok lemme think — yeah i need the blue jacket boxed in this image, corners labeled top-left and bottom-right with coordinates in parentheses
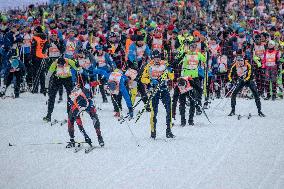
top-left (93, 53), bottom-right (116, 73)
top-left (93, 68), bottom-right (132, 109)
top-left (128, 43), bottom-right (151, 63)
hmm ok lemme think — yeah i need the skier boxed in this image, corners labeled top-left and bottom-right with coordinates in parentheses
top-left (93, 68), bottom-right (134, 119)
top-left (177, 76), bottom-right (203, 126)
top-left (262, 40), bottom-right (280, 100)
top-left (31, 26), bottom-right (48, 94)
top-left (179, 41), bottom-right (206, 115)
top-left (141, 50), bottom-right (175, 139)
top-left (0, 50), bottom-right (25, 98)
top-left (228, 55), bottom-right (265, 117)
top-left (127, 34), bottom-right (151, 110)
top-left (67, 83), bottom-right (104, 148)
top-left (47, 29), bottom-right (65, 102)
top-left (43, 56), bottom-right (79, 122)
top-left (93, 45), bottom-right (116, 103)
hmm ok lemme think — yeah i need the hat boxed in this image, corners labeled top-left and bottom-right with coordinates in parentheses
top-left (95, 45), bottom-right (103, 50)
top-left (167, 24), bottom-right (174, 31)
top-left (152, 50), bottom-right (161, 59)
top-left (50, 29), bottom-right (58, 35)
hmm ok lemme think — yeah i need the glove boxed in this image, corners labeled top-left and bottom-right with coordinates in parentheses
top-left (128, 107), bottom-right (134, 119)
top-left (78, 67), bottom-right (84, 74)
top-left (151, 79), bottom-right (159, 86)
top-left (167, 67), bottom-right (173, 72)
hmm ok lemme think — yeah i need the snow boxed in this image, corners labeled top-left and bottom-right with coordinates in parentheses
top-left (0, 90), bottom-right (284, 189)
top-left (0, 0), bottom-right (48, 11)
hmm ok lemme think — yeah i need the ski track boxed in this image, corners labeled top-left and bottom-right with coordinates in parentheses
top-left (0, 90), bottom-right (284, 189)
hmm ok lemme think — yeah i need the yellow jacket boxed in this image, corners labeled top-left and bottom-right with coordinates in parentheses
top-left (141, 60), bottom-right (174, 84)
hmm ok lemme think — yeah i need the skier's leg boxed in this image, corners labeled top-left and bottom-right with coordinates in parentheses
top-left (111, 94), bottom-right (120, 113)
top-left (172, 85), bottom-right (180, 120)
top-left (99, 76), bottom-right (107, 102)
top-left (58, 83), bottom-right (63, 100)
top-left (229, 82), bottom-right (244, 115)
top-left (161, 90), bottom-right (172, 130)
top-left (248, 81), bottom-right (262, 113)
top-left (137, 81), bottom-right (149, 110)
top-left (188, 90), bottom-right (196, 125)
top-left (45, 77), bottom-right (60, 120)
top-left (62, 78), bottom-right (74, 114)
top-left (179, 92), bottom-right (187, 126)
top-left (150, 92), bottom-right (160, 138)
top-left (14, 71), bottom-right (21, 98)
top-left (87, 102), bottom-right (104, 146)
top-left (66, 110), bottom-right (77, 148)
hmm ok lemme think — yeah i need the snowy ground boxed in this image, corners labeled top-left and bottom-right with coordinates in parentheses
top-left (0, 90), bottom-right (284, 189)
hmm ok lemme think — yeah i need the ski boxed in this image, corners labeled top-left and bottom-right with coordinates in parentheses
top-left (74, 143), bottom-right (84, 153)
top-left (85, 145), bottom-right (97, 154)
top-left (50, 119), bottom-right (67, 126)
top-left (237, 113), bottom-right (252, 120)
top-left (50, 119), bottom-right (59, 126)
top-left (1, 94), bottom-right (15, 99)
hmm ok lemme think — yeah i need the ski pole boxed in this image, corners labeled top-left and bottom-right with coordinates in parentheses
top-left (211, 83), bottom-right (237, 111)
top-left (8, 141), bottom-right (87, 147)
top-left (111, 93), bottom-right (140, 147)
top-left (32, 58), bottom-right (45, 93)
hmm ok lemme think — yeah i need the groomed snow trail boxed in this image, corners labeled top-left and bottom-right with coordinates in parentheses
top-left (0, 92), bottom-right (283, 189)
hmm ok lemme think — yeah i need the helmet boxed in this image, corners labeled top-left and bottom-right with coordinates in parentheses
top-left (50, 29), bottom-right (58, 36)
top-left (152, 50), bottom-right (161, 59)
top-left (34, 26), bottom-right (43, 34)
top-left (238, 27), bottom-right (245, 33)
top-left (108, 32), bottom-right (117, 38)
top-left (268, 40), bottom-right (276, 48)
top-left (95, 45), bottom-right (103, 50)
top-left (178, 78), bottom-right (187, 87)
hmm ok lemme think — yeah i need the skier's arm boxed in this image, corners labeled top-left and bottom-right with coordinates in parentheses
top-left (228, 63), bottom-right (236, 82)
top-left (92, 68), bottom-right (109, 79)
top-left (198, 52), bottom-right (206, 63)
top-left (244, 61), bottom-right (252, 81)
top-left (68, 59), bottom-right (79, 71)
top-left (45, 61), bottom-right (57, 88)
top-left (141, 63), bottom-right (150, 84)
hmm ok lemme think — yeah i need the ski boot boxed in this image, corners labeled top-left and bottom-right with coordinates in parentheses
top-left (0, 86), bottom-right (6, 97)
top-left (264, 95), bottom-right (271, 100)
top-left (98, 135), bottom-right (104, 147)
top-left (43, 114), bottom-right (51, 122)
top-left (114, 112), bottom-right (121, 119)
top-left (66, 138), bottom-right (76, 148)
top-left (146, 105), bottom-right (151, 112)
top-left (196, 103), bottom-right (202, 115)
top-left (85, 137), bottom-right (92, 146)
top-left (103, 98), bottom-right (108, 103)
top-left (203, 101), bottom-right (209, 109)
top-left (14, 93), bottom-right (19, 98)
top-left (58, 96), bottom-right (63, 103)
top-left (180, 119), bottom-right (186, 127)
top-left (228, 108), bottom-right (235, 116)
top-left (150, 131), bottom-right (156, 139)
top-left (188, 120), bottom-right (194, 126)
top-left (166, 129), bottom-right (175, 138)
top-left (272, 95), bottom-right (276, 101)
top-left (258, 110), bottom-right (265, 117)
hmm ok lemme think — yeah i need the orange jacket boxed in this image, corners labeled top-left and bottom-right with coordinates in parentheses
top-left (33, 36), bottom-right (47, 59)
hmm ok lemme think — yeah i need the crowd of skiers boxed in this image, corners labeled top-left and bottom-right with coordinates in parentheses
top-left (1, 0), bottom-right (284, 147)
